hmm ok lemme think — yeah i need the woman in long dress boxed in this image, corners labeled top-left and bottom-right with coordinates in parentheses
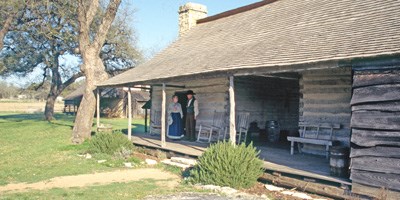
top-left (167, 95), bottom-right (184, 139)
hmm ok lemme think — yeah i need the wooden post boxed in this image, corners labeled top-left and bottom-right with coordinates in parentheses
top-left (144, 109), bottom-right (148, 133)
top-left (161, 83), bottom-right (166, 147)
top-left (229, 76), bottom-right (236, 145)
top-left (127, 88), bottom-right (132, 140)
top-left (96, 89), bottom-right (100, 129)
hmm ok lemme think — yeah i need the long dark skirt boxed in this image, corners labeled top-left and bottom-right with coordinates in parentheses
top-left (167, 113), bottom-right (183, 139)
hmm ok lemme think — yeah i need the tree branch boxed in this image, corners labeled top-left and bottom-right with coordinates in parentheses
top-left (34, 68), bottom-right (48, 91)
top-left (59, 71), bottom-right (83, 93)
top-left (0, 13), bottom-right (17, 50)
top-left (92, 0), bottom-right (122, 52)
top-left (85, 0), bottom-right (99, 26)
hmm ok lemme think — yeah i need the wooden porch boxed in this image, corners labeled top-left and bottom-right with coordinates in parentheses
top-left (130, 133), bottom-right (351, 187)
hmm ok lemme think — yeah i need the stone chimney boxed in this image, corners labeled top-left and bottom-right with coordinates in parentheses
top-left (178, 2), bottom-right (207, 37)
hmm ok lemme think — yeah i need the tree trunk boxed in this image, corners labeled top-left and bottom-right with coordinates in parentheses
top-left (44, 58), bottom-right (82, 121)
top-left (44, 93), bottom-right (57, 121)
top-left (71, 0), bottom-right (122, 144)
top-left (71, 54), bottom-right (108, 143)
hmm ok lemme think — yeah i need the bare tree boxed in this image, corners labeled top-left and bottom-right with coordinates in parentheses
top-left (71, 0), bottom-right (122, 143)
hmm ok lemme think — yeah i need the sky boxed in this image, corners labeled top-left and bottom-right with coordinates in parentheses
top-left (132, 0), bottom-right (260, 57)
top-left (2, 0), bottom-right (261, 86)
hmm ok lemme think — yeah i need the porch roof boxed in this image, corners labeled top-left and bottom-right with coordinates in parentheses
top-left (99, 0), bottom-right (400, 87)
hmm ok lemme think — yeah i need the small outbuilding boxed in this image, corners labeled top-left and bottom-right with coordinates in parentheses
top-left (64, 86), bottom-right (149, 118)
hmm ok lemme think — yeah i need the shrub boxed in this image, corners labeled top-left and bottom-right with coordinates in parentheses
top-left (190, 141), bottom-right (264, 189)
top-left (88, 132), bottom-right (132, 155)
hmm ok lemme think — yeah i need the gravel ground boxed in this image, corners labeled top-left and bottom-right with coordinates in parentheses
top-left (144, 192), bottom-right (269, 200)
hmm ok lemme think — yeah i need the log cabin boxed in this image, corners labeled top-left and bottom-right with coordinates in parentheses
top-left (64, 86), bottom-right (149, 118)
top-left (97, 1), bottom-right (400, 198)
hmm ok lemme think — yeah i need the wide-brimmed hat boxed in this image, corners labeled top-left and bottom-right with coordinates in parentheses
top-left (186, 90), bottom-right (196, 95)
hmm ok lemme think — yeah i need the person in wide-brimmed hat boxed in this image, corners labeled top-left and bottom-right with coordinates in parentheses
top-left (185, 90), bottom-right (199, 141)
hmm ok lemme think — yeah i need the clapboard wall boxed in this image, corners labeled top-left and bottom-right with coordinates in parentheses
top-left (350, 69), bottom-right (400, 199)
top-left (151, 77), bottom-right (229, 133)
top-left (299, 67), bottom-right (352, 155)
top-left (235, 76), bottom-right (300, 132)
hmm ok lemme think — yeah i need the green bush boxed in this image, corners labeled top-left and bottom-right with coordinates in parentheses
top-left (88, 132), bottom-right (132, 155)
top-left (190, 141), bottom-right (264, 189)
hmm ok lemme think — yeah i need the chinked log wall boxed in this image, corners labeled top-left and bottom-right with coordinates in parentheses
top-left (234, 76), bottom-right (299, 131)
top-left (299, 67), bottom-right (352, 155)
top-left (350, 69), bottom-right (400, 199)
top-left (151, 77), bottom-right (229, 132)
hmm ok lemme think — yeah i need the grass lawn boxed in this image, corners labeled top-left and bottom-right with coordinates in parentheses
top-left (0, 179), bottom-right (196, 200)
top-left (0, 112), bottom-right (146, 185)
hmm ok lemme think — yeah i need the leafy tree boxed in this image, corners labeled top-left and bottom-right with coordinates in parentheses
top-left (0, 0), bottom-right (28, 72)
top-left (1, 0), bottom-right (141, 121)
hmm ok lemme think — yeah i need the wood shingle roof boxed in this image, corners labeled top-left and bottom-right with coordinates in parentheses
top-left (99, 0), bottom-right (400, 87)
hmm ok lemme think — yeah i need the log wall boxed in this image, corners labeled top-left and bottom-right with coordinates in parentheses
top-left (350, 69), bottom-right (400, 197)
top-left (234, 76), bottom-right (300, 132)
top-left (299, 67), bottom-right (352, 155)
top-left (151, 77), bottom-right (229, 134)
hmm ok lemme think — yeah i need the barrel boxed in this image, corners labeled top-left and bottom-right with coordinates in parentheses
top-left (329, 146), bottom-right (350, 178)
top-left (266, 120), bottom-right (280, 142)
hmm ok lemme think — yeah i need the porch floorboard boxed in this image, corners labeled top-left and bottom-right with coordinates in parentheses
top-left (130, 133), bottom-right (351, 186)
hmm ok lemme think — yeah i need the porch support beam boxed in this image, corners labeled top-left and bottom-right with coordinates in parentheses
top-left (127, 88), bottom-right (132, 140)
top-left (96, 89), bottom-right (100, 128)
top-left (229, 76), bottom-right (236, 145)
top-left (152, 84), bottom-right (186, 88)
top-left (161, 83), bottom-right (167, 147)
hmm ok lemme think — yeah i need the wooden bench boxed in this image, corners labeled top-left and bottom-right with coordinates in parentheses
top-left (287, 123), bottom-right (340, 158)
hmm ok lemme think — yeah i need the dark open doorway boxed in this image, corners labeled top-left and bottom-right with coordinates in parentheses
top-left (174, 91), bottom-right (188, 132)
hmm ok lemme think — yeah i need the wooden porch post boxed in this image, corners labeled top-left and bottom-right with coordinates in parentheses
top-left (229, 76), bottom-right (236, 145)
top-left (161, 83), bottom-right (166, 147)
top-left (127, 88), bottom-right (132, 140)
top-left (96, 89), bottom-right (100, 129)
top-left (144, 109), bottom-right (148, 133)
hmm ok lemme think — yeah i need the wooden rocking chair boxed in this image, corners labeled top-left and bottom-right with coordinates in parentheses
top-left (197, 111), bottom-right (225, 143)
top-left (149, 110), bottom-right (161, 135)
top-left (236, 112), bottom-right (250, 144)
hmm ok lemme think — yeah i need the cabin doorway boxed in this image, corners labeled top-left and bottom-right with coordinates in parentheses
top-left (234, 73), bottom-right (300, 149)
top-left (174, 91), bottom-right (188, 131)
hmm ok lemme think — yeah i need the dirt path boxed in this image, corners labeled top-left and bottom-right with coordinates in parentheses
top-left (0, 168), bottom-right (179, 193)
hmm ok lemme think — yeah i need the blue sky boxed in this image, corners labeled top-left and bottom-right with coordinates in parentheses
top-left (133, 0), bottom-right (260, 57)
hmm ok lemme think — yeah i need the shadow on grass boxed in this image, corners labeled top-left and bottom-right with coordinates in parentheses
top-left (117, 123), bottom-right (147, 135)
top-left (0, 113), bottom-right (74, 122)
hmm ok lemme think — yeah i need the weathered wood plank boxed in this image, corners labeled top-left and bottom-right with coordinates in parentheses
top-left (351, 129), bottom-right (400, 147)
top-left (301, 87), bottom-right (351, 94)
top-left (353, 70), bottom-right (400, 88)
top-left (350, 169), bottom-right (400, 191)
top-left (302, 78), bottom-right (352, 86)
top-left (351, 84), bottom-right (400, 105)
top-left (287, 137), bottom-right (332, 145)
top-left (260, 173), bottom-right (349, 200)
top-left (351, 111), bottom-right (400, 130)
top-left (301, 67), bottom-right (351, 76)
top-left (351, 156), bottom-right (400, 174)
top-left (351, 101), bottom-right (400, 112)
top-left (352, 182), bottom-right (400, 200)
top-left (351, 146), bottom-right (400, 158)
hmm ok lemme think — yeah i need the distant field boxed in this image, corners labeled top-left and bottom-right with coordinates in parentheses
top-left (0, 101), bottom-right (64, 113)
